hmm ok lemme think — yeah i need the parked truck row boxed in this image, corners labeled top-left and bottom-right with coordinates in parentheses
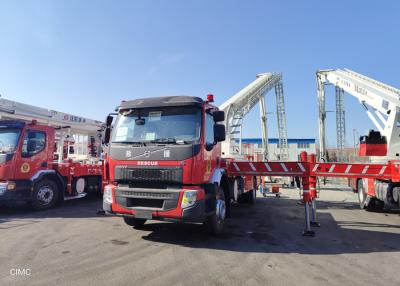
top-left (1, 69), bottom-right (400, 236)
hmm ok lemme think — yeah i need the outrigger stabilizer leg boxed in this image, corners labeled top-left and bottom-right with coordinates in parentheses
top-left (301, 152), bottom-right (315, 237)
top-left (308, 153), bottom-right (320, 228)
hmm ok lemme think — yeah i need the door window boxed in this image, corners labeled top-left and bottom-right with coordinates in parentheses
top-left (205, 113), bottom-right (214, 145)
top-left (22, 131), bottom-right (46, 157)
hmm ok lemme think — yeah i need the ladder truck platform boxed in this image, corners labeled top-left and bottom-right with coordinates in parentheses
top-left (0, 97), bottom-right (105, 210)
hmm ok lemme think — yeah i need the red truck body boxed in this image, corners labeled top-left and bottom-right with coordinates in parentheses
top-left (103, 96), bottom-right (257, 233)
top-left (0, 120), bottom-right (103, 210)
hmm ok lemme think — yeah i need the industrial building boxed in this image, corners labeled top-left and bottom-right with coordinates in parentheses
top-left (239, 138), bottom-right (316, 161)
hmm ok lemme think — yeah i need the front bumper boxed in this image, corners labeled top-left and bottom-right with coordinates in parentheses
top-left (103, 186), bottom-right (206, 223)
top-left (0, 180), bottom-right (32, 202)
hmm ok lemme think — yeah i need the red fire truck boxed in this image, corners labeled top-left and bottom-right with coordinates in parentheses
top-left (102, 95), bottom-right (261, 234)
top-left (0, 97), bottom-right (104, 210)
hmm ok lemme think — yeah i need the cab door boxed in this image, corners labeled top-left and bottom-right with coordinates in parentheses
top-left (202, 111), bottom-right (220, 182)
top-left (14, 127), bottom-right (49, 180)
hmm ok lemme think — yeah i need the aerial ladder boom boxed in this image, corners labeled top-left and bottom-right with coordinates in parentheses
top-left (219, 73), bottom-right (288, 161)
top-left (0, 97), bottom-right (104, 134)
top-left (317, 68), bottom-right (400, 161)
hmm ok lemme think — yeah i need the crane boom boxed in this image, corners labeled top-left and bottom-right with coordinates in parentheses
top-left (317, 68), bottom-right (400, 161)
top-left (0, 97), bottom-right (104, 134)
top-left (219, 73), bottom-right (288, 160)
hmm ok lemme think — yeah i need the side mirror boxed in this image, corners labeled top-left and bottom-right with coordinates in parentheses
top-left (27, 140), bottom-right (37, 153)
top-left (213, 110), bottom-right (225, 122)
top-left (106, 115), bottom-right (114, 127)
top-left (103, 128), bottom-right (111, 144)
top-left (103, 114), bottom-right (116, 144)
top-left (214, 124), bottom-right (226, 142)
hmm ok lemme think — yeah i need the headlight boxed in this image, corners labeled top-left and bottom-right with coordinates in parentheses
top-left (7, 181), bottom-right (16, 190)
top-left (103, 185), bottom-right (113, 204)
top-left (181, 190), bottom-right (198, 209)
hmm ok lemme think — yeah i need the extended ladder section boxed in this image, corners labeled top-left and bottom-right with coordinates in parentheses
top-left (219, 73), bottom-right (288, 161)
top-left (0, 97), bottom-right (104, 163)
top-left (316, 69), bottom-right (400, 161)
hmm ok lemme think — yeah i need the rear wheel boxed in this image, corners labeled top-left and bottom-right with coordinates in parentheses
top-left (357, 179), bottom-right (381, 211)
top-left (357, 179), bottom-right (367, 209)
top-left (31, 179), bottom-right (59, 211)
top-left (248, 176), bottom-right (257, 205)
top-left (123, 217), bottom-right (146, 228)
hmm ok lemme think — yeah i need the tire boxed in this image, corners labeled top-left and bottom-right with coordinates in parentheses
top-left (248, 176), bottom-right (257, 205)
top-left (123, 217), bottom-right (146, 228)
top-left (233, 179), bottom-right (239, 202)
top-left (233, 177), bottom-right (244, 203)
top-left (223, 181), bottom-right (231, 219)
top-left (31, 179), bottom-right (60, 211)
top-left (357, 179), bottom-right (380, 211)
top-left (357, 179), bottom-right (367, 209)
top-left (204, 186), bottom-right (226, 235)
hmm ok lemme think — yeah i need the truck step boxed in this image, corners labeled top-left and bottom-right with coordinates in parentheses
top-left (64, 193), bottom-right (87, 200)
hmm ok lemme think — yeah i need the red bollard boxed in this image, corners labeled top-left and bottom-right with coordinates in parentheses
top-left (300, 152), bottom-right (315, 237)
top-left (308, 154), bottom-right (320, 227)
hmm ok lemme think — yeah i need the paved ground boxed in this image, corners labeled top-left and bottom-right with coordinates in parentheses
top-left (1, 186), bottom-right (400, 286)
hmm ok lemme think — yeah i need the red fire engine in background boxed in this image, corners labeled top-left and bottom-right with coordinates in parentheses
top-left (0, 97), bottom-right (104, 210)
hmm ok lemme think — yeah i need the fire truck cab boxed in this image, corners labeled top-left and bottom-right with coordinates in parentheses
top-left (102, 95), bottom-right (235, 234)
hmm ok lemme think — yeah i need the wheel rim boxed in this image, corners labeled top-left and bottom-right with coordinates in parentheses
top-left (358, 187), bottom-right (364, 202)
top-left (233, 180), bottom-right (238, 201)
top-left (216, 199), bottom-right (226, 223)
top-left (37, 185), bottom-right (54, 205)
top-left (358, 180), bottom-right (365, 204)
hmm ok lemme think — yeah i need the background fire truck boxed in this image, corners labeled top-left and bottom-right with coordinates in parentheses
top-left (0, 97), bottom-right (104, 210)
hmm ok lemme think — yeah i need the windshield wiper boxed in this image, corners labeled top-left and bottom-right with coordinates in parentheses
top-left (150, 138), bottom-right (176, 144)
top-left (150, 138), bottom-right (191, 145)
top-left (112, 141), bottom-right (147, 146)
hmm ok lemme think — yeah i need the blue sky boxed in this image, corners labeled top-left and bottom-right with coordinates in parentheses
top-left (0, 0), bottom-right (399, 147)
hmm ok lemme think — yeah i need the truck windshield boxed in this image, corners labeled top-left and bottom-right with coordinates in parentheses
top-left (112, 106), bottom-right (201, 144)
top-left (0, 128), bottom-right (21, 153)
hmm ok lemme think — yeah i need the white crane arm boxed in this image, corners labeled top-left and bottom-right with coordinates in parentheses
top-left (317, 68), bottom-right (400, 161)
top-left (219, 73), bottom-right (287, 160)
top-left (317, 69), bottom-right (400, 115)
top-left (0, 97), bottom-right (104, 134)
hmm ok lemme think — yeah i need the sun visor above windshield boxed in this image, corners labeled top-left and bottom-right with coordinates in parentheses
top-left (118, 96), bottom-right (204, 111)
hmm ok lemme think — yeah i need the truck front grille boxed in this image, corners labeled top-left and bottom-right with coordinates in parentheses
top-left (114, 166), bottom-right (183, 185)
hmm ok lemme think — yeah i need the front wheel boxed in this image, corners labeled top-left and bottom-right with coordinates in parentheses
top-left (204, 186), bottom-right (226, 235)
top-left (31, 179), bottom-right (60, 211)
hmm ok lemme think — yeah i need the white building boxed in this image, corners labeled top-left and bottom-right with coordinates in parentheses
top-left (240, 138), bottom-right (316, 161)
